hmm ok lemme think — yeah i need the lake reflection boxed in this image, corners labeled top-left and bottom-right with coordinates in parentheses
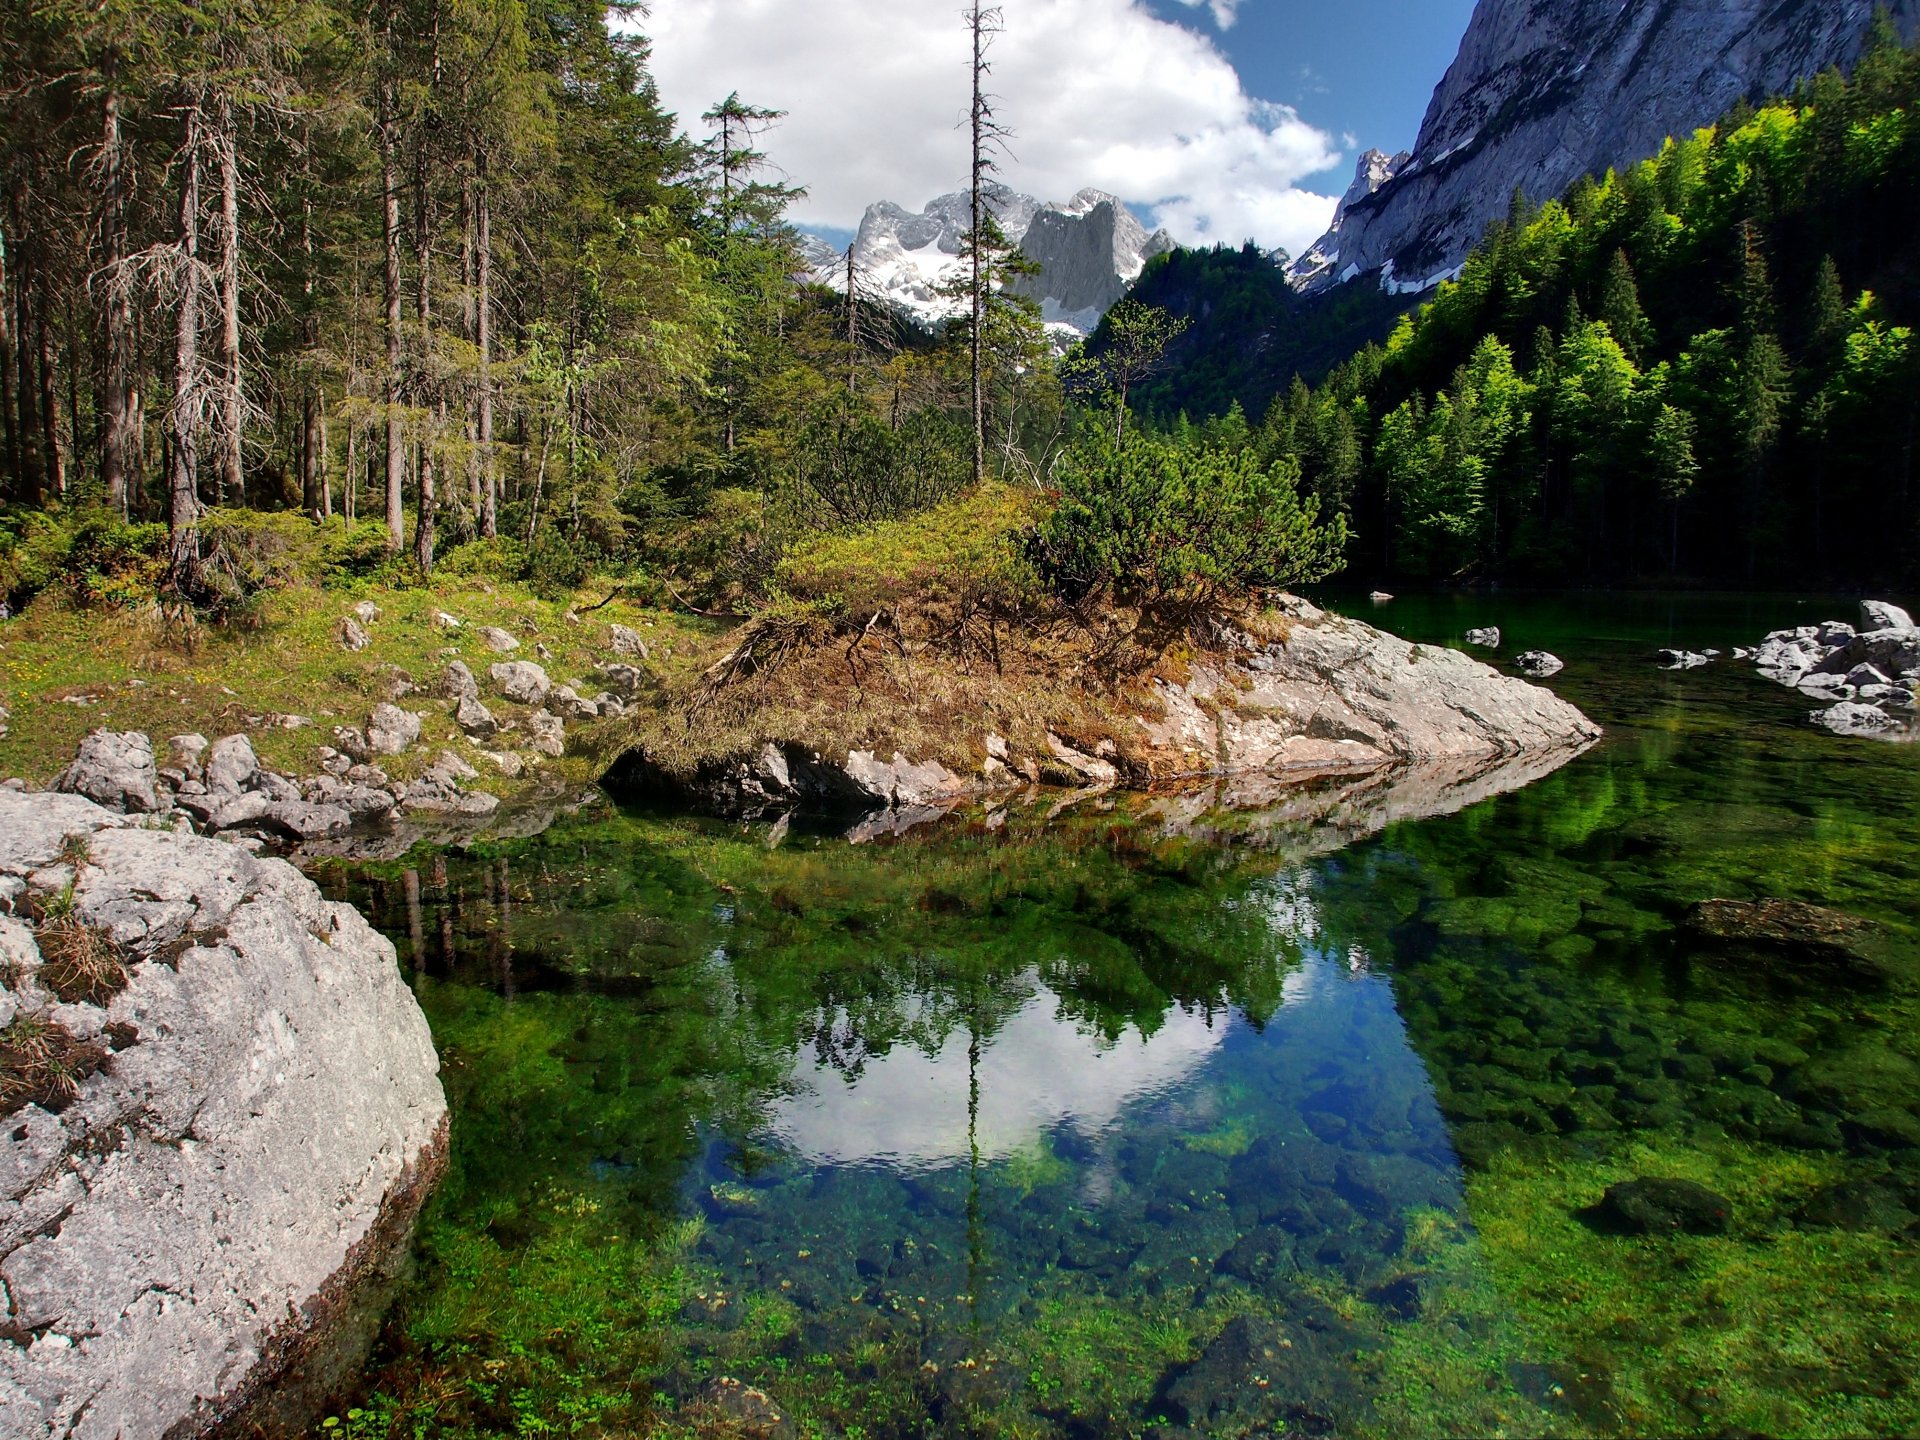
top-left (769, 977), bottom-right (1230, 1173)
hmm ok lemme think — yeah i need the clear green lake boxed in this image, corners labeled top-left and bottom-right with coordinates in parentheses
top-left (310, 593), bottom-right (1920, 1440)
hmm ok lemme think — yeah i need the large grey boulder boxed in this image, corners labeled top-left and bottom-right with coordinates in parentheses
top-left (0, 789), bottom-right (447, 1439)
top-left (55, 730), bottom-right (159, 814)
top-left (365, 704), bottom-right (422, 757)
top-left (442, 660), bottom-right (479, 701)
top-left (1133, 600), bottom-right (1600, 784)
top-left (525, 710), bottom-right (567, 759)
top-left (478, 626), bottom-right (519, 653)
top-left (204, 734), bottom-right (261, 797)
top-left (609, 624), bottom-right (650, 659)
top-left (455, 693), bottom-right (498, 739)
top-left (1861, 600), bottom-right (1915, 634)
top-left (490, 661), bottom-right (551, 707)
top-left (844, 750), bottom-right (970, 808)
top-left (595, 662), bottom-right (647, 698)
top-left (1041, 734), bottom-right (1122, 789)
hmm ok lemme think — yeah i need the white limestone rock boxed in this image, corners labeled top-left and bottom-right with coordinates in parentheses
top-left (0, 789), bottom-right (446, 1440)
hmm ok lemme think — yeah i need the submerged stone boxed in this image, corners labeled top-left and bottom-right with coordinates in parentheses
top-left (1684, 898), bottom-right (1894, 985)
top-left (1592, 1177), bottom-right (1732, 1235)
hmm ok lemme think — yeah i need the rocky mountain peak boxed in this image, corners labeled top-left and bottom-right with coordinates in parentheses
top-left (806, 185), bottom-right (1173, 337)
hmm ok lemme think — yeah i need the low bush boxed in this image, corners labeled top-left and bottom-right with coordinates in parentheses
top-left (0, 506), bottom-right (166, 611)
top-left (1032, 422), bottom-right (1349, 617)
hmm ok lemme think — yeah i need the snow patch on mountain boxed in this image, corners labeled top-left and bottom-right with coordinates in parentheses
top-left (806, 182), bottom-right (1174, 337)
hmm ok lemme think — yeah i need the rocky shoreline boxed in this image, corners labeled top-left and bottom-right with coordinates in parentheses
top-left (1747, 599), bottom-right (1919, 739)
top-left (0, 790), bottom-right (447, 1439)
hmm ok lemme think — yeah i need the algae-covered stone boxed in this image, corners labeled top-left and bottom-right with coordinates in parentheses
top-left (1685, 898), bottom-right (1894, 985)
top-left (1593, 1177), bottom-right (1732, 1234)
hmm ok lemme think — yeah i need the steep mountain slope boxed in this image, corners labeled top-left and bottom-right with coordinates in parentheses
top-left (1292, 0), bottom-right (1920, 295)
top-left (807, 183), bottom-right (1174, 335)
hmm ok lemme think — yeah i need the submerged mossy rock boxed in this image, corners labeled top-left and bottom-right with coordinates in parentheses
top-left (1591, 1178), bottom-right (1732, 1235)
top-left (1152, 1303), bottom-right (1376, 1434)
top-left (1684, 899), bottom-right (1896, 986)
top-left (0, 790), bottom-right (447, 1439)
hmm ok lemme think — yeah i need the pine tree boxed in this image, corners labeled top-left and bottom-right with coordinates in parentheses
top-left (1598, 249), bottom-right (1653, 362)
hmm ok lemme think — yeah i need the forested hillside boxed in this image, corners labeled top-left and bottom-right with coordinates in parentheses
top-left (1249, 20), bottom-right (1920, 587)
top-left (1086, 243), bottom-right (1413, 418)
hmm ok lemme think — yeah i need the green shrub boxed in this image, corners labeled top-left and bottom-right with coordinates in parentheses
top-left (0, 506), bottom-right (166, 610)
top-left (520, 531), bottom-right (594, 598)
top-left (1032, 421), bottom-right (1349, 616)
top-left (787, 402), bottom-right (971, 527)
top-left (437, 537), bottom-right (528, 583)
top-left (318, 519), bottom-right (403, 587)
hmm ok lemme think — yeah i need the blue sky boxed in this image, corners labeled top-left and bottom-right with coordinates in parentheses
top-left (1144, 0), bottom-right (1480, 170)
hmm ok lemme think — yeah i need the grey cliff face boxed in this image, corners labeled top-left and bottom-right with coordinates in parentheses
top-left (813, 184), bottom-right (1173, 335)
top-left (1293, 0), bottom-right (1920, 294)
top-left (1006, 191), bottom-right (1176, 332)
top-left (0, 791), bottom-right (447, 1439)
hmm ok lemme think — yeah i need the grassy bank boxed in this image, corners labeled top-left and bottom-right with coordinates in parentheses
top-left (0, 510), bottom-right (728, 804)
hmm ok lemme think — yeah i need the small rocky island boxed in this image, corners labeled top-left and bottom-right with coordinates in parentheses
top-left (0, 790), bottom-right (446, 1439)
top-left (615, 596), bottom-right (1603, 820)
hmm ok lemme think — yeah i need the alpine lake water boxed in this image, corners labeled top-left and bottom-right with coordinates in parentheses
top-left (308, 593), bottom-right (1920, 1440)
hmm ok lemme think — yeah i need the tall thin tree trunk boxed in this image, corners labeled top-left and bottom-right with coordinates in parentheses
top-left (477, 152), bottom-right (496, 538)
top-left (379, 40), bottom-right (405, 550)
top-left (10, 190), bottom-right (44, 503)
top-left (36, 288), bottom-right (66, 497)
top-left (969, 5), bottom-right (987, 487)
top-left (344, 414), bottom-right (358, 523)
top-left (100, 67), bottom-right (135, 516)
top-left (168, 95), bottom-right (205, 590)
top-left (0, 223), bottom-right (16, 493)
top-left (413, 83), bottom-right (437, 575)
top-left (298, 161), bottom-right (321, 516)
top-left (320, 411), bottom-right (332, 518)
top-left (216, 90), bottom-right (244, 505)
top-left (462, 169), bottom-right (480, 523)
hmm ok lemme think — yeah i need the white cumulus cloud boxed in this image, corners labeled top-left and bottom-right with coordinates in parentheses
top-left (638, 0), bottom-right (1342, 257)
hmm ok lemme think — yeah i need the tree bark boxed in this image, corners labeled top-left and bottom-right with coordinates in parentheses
top-left (0, 221), bottom-right (17, 496)
top-left (100, 67), bottom-right (135, 516)
top-left (215, 89), bottom-right (244, 505)
top-left (168, 95), bottom-right (205, 590)
top-left (36, 284), bottom-right (66, 497)
top-left (969, 5), bottom-right (987, 487)
top-left (476, 149), bottom-right (496, 539)
top-left (412, 78), bottom-right (437, 575)
top-left (10, 188), bottom-right (44, 504)
top-left (379, 33), bottom-right (405, 550)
